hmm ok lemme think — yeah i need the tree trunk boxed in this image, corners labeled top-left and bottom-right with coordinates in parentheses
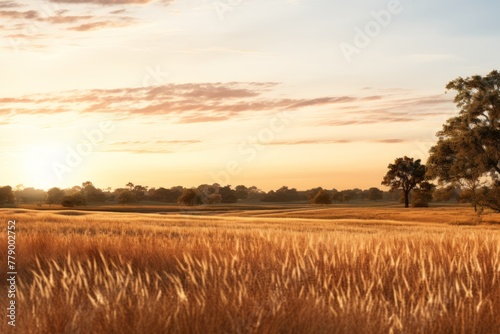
top-left (404, 191), bottom-right (410, 208)
top-left (471, 188), bottom-right (478, 212)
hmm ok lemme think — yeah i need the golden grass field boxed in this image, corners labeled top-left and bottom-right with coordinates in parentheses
top-left (1, 206), bottom-right (500, 333)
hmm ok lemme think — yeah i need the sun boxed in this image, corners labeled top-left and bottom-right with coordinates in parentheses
top-left (21, 143), bottom-right (66, 190)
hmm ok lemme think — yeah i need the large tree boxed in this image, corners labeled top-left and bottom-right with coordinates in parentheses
top-left (427, 70), bottom-right (500, 211)
top-left (381, 156), bottom-right (428, 208)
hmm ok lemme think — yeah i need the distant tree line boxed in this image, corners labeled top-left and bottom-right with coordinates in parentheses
top-left (0, 181), bottom-right (485, 208)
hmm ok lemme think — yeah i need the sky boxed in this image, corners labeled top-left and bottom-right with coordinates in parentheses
top-left (1, 0), bottom-right (499, 191)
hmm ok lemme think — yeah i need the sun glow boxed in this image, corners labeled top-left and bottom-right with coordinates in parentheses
top-left (21, 143), bottom-right (66, 190)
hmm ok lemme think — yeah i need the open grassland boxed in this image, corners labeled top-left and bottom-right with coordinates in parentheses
top-left (1, 207), bottom-right (500, 333)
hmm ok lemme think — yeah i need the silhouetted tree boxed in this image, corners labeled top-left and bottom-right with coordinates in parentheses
top-left (206, 193), bottom-right (222, 204)
top-left (61, 193), bottom-right (85, 207)
top-left (247, 186), bottom-right (265, 201)
top-left (411, 182), bottom-right (435, 207)
top-left (197, 184), bottom-right (219, 204)
top-left (219, 185), bottom-right (238, 203)
top-left (0, 186), bottom-right (15, 205)
top-left (367, 187), bottom-right (383, 201)
top-left (261, 186), bottom-right (305, 202)
top-left (382, 156), bottom-right (428, 208)
top-left (65, 186), bottom-right (82, 195)
top-left (14, 187), bottom-right (45, 203)
top-left (235, 185), bottom-right (249, 200)
top-left (433, 186), bottom-right (458, 203)
top-left (82, 181), bottom-right (93, 188)
top-left (334, 190), bottom-right (351, 202)
top-left (116, 189), bottom-right (135, 205)
top-left (150, 187), bottom-right (181, 203)
top-left (132, 185), bottom-right (147, 202)
top-left (178, 189), bottom-right (202, 206)
top-left (46, 187), bottom-right (65, 205)
top-left (306, 187), bottom-right (324, 201)
top-left (82, 183), bottom-right (105, 203)
top-left (311, 189), bottom-right (332, 205)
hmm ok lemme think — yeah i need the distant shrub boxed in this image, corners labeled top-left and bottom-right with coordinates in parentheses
top-left (412, 200), bottom-right (429, 208)
top-left (177, 189), bottom-right (202, 206)
top-left (311, 189), bottom-right (332, 205)
top-left (61, 193), bottom-right (85, 207)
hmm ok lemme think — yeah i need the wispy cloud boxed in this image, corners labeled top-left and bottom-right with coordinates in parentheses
top-left (0, 83), bottom-right (454, 127)
top-left (266, 138), bottom-right (410, 146)
top-left (49, 0), bottom-right (154, 5)
top-left (313, 91), bottom-right (454, 127)
top-left (109, 8), bottom-right (127, 14)
top-left (0, 82), bottom-right (378, 125)
top-left (0, 0), bottom-right (170, 48)
top-left (101, 139), bottom-right (202, 154)
top-left (0, 9), bottom-right (39, 19)
top-left (44, 14), bottom-right (93, 24)
top-left (0, 1), bottom-right (21, 8)
top-left (372, 139), bottom-right (408, 144)
top-left (67, 18), bottom-right (134, 31)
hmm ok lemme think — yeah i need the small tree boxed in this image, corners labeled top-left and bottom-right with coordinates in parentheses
top-left (82, 183), bottom-right (106, 203)
top-left (177, 189), bottom-right (202, 206)
top-left (411, 182), bottom-right (435, 207)
top-left (0, 186), bottom-right (15, 205)
top-left (61, 193), bottom-right (85, 207)
top-left (47, 187), bottom-right (65, 206)
top-left (311, 189), bottom-right (332, 205)
top-left (235, 185), bottom-right (249, 200)
top-left (367, 187), bottom-right (383, 201)
top-left (432, 185), bottom-right (457, 203)
top-left (116, 190), bottom-right (135, 205)
top-left (219, 185), bottom-right (238, 203)
top-left (382, 156), bottom-right (428, 208)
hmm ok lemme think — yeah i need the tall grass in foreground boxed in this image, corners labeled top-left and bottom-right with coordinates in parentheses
top-left (1, 209), bottom-right (500, 333)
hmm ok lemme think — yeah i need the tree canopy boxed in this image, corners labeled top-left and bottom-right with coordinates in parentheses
top-left (381, 156), bottom-right (428, 208)
top-left (0, 186), bottom-right (15, 205)
top-left (427, 70), bottom-right (500, 211)
top-left (311, 189), bottom-right (332, 205)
